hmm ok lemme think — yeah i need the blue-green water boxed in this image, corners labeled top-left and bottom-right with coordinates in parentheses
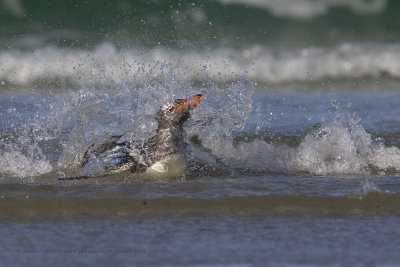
top-left (2, 0), bottom-right (400, 266)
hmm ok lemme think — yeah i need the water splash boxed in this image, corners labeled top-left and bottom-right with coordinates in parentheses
top-left (0, 50), bottom-right (257, 180)
top-left (0, 150), bottom-right (52, 179)
top-left (0, 96), bottom-right (54, 178)
top-left (201, 113), bottom-right (400, 176)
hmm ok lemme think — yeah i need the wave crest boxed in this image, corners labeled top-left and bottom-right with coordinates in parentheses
top-left (199, 116), bottom-right (400, 175)
top-left (1, 43), bottom-right (400, 89)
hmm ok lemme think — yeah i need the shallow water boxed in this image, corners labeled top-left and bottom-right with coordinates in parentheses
top-left (2, 0), bottom-right (400, 266)
top-left (2, 217), bottom-right (400, 266)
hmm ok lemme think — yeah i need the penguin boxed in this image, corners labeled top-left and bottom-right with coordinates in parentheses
top-left (60, 94), bottom-right (202, 180)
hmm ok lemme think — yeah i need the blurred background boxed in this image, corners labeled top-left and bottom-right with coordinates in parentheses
top-left (1, 0), bottom-right (399, 91)
top-left (1, 0), bottom-right (398, 48)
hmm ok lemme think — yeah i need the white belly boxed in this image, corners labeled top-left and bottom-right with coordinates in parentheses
top-left (146, 154), bottom-right (186, 179)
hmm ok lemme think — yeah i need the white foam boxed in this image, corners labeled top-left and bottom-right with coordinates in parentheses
top-left (0, 151), bottom-right (53, 178)
top-left (1, 43), bottom-right (400, 88)
top-left (360, 180), bottom-right (381, 195)
top-left (199, 116), bottom-right (400, 175)
top-left (295, 118), bottom-right (369, 175)
top-left (217, 0), bottom-right (387, 18)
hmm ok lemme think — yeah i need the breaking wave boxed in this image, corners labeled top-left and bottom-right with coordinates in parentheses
top-left (217, 0), bottom-right (387, 19)
top-left (1, 42), bottom-right (400, 89)
top-left (192, 115), bottom-right (400, 176)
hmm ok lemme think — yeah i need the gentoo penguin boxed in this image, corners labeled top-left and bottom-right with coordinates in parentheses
top-left (60, 94), bottom-right (202, 179)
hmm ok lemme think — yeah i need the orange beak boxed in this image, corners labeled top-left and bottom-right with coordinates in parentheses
top-left (175, 94), bottom-right (202, 112)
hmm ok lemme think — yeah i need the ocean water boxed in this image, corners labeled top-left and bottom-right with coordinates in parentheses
top-left (2, 0), bottom-right (400, 266)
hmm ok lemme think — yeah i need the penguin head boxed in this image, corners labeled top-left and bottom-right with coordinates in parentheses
top-left (161, 94), bottom-right (203, 125)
